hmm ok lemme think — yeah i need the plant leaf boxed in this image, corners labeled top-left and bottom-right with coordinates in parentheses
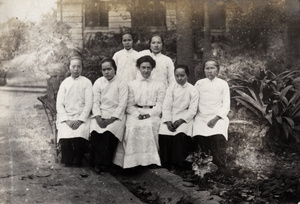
top-left (234, 90), bottom-right (266, 114)
top-left (282, 123), bottom-right (291, 139)
top-left (290, 130), bottom-right (300, 143)
top-left (275, 116), bottom-right (282, 124)
top-left (293, 126), bottom-right (300, 131)
top-left (282, 117), bottom-right (294, 129)
top-left (265, 113), bottom-right (273, 125)
top-left (290, 101), bottom-right (300, 117)
top-left (279, 85), bottom-right (293, 98)
top-left (292, 77), bottom-right (300, 85)
top-left (234, 98), bottom-right (262, 118)
top-left (287, 90), bottom-right (300, 106)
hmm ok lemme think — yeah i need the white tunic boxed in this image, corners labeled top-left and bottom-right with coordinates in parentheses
top-left (139, 50), bottom-right (175, 87)
top-left (56, 76), bottom-right (93, 141)
top-left (113, 76), bottom-right (166, 168)
top-left (192, 77), bottom-right (230, 140)
top-left (113, 48), bottom-right (139, 83)
top-left (90, 76), bottom-right (128, 141)
top-left (159, 82), bottom-right (199, 136)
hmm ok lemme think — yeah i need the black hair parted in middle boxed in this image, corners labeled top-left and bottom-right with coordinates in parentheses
top-left (202, 59), bottom-right (220, 72)
top-left (121, 31), bottom-right (134, 42)
top-left (148, 34), bottom-right (164, 49)
top-left (136, 55), bottom-right (156, 69)
top-left (175, 64), bottom-right (189, 77)
top-left (99, 58), bottom-right (117, 72)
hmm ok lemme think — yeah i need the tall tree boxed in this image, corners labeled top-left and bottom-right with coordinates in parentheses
top-left (202, 0), bottom-right (211, 63)
top-left (176, 0), bottom-right (195, 83)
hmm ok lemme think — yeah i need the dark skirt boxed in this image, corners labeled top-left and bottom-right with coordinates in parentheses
top-left (193, 134), bottom-right (227, 167)
top-left (60, 137), bottom-right (88, 167)
top-left (159, 133), bottom-right (194, 168)
top-left (90, 131), bottom-right (118, 168)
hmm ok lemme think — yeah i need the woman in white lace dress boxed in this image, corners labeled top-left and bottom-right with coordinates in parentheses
top-left (113, 55), bottom-right (165, 168)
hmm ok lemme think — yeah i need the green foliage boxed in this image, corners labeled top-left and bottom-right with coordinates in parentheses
top-left (230, 69), bottom-right (300, 143)
top-left (0, 18), bottom-right (26, 59)
top-left (186, 152), bottom-right (218, 179)
top-left (228, 4), bottom-right (288, 51)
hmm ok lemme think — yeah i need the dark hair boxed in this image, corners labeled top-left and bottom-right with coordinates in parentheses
top-left (136, 55), bottom-right (156, 69)
top-left (68, 55), bottom-right (84, 69)
top-left (175, 64), bottom-right (189, 76)
top-left (121, 32), bottom-right (134, 42)
top-left (148, 34), bottom-right (164, 50)
top-left (203, 60), bottom-right (220, 71)
top-left (99, 58), bottom-right (117, 72)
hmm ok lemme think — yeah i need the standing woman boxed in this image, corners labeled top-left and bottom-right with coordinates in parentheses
top-left (113, 32), bottom-right (140, 83)
top-left (158, 65), bottom-right (199, 170)
top-left (193, 60), bottom-right (230, 169)
top-left (89, 58), bottom-right (128, 173)
top-left (114, 55), bottom-right (165, 169)
top-left (56, 55), bottom-right (93, 167)
top-left (139, 34), bottom-right (175, 87)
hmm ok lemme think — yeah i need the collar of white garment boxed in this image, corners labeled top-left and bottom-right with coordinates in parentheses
top-left (139, 75), bottom-right (153, 82)
top-left (106, 75), bottom-right (116, 83)
top-left (124, 48), bottom-right (134, 53)
top-left (176, 82), bottom-right (188, 88)
top-left (71, 75), bottom-right (81, 80)
top-left (151, 52), bottom-right (162, 57)
top-left (207, 76), bottom-right (218, 82)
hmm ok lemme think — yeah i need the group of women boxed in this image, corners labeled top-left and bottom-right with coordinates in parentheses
top-left (56, 33), bottom-right (230, 173)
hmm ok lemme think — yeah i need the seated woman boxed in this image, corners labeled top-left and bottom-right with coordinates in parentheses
top-left (158, 65), bottom-right (199, 170)
top-left (192, 60), bottom-right (230, 169)
top-left (113, 55), bottom-right (165, 169)
top-left (56, 54), bottom-right (93, 167)
top-left (89, 58), bottom-right (128, 173)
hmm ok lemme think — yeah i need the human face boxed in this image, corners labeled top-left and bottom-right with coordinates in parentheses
top-left (101, 62), bottom-right (116, 81)
top-left (69, 59), bottom-right (82, 79)
top-left (139, 62), bottom-right (153, 79)
top-left (175, 68), bottom-right (188, 86)
top-left (204, 61), bottom-right (219, 80)
top-left (150, 36), bottom-right (163, 54)
top-left (122, 34), bottom-right (133, 50)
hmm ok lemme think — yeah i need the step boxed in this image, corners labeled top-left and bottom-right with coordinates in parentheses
top-left (112, 167), bottom-right (223, 204)
top-left (0, 86), bottom-right (47, 93)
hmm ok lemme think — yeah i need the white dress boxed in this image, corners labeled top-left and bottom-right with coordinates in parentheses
top-left (113, 48), bottom-right (140, 83)
top-left (159, 82), bottom-right (199, 136)
top-left (113, 76), bottom-right (166, 168)
top-left (56, 76), bottom-right (93, 141)
top-left (89, 76), bottom-right (128, 141)
top-left (192, 77), bottom-right (230, 140)
top-left (139, 50), bottom-right (175, 87)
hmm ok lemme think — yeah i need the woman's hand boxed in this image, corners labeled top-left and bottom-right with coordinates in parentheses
top-left (96, 116), bottom-right (107, 128)
top-left (207, 116), bottom-right (221, 128)
top-left (105, 117), bottom-right (118, 126)
top-left (138, 114), bottom-right (150, 120)
top-left (66, 120), bottom-right (83, 130)
top-left (165, 121), bottom-right (176, 132)
top-left (173, 119), bottom-right (186, 129)
top-left (66, 120), bottom-right (73, 128)
top-left (72, 120), bottom-right (83, 130)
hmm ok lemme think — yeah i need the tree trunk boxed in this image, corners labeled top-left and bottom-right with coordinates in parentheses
top-left (176, 0), bottom-right (195, 83)
top-left (202, 0), bottom-right (211, 64)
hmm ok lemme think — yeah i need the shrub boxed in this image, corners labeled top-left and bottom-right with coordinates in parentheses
top-left (230, 69), bottom-right (300, 145)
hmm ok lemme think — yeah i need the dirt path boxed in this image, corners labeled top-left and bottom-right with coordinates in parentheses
top-left (0, 90), bottom-right (142, 204)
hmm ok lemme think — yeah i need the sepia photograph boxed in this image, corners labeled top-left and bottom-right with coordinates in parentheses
top-left (0, 0), bottom-right (300, 203)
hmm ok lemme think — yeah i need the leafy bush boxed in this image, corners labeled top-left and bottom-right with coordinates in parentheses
top-left (228, 4), bottom-right (288, 51)
top-left (230, 69), bottom-right (300, 144)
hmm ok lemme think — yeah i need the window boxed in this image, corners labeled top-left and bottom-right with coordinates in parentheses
top-left (85, 1), bottom-right (109, 27)
top-left (210, 3), bottom-right (226, 29)
top-left (132, 1), bottom-right (166, 27)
